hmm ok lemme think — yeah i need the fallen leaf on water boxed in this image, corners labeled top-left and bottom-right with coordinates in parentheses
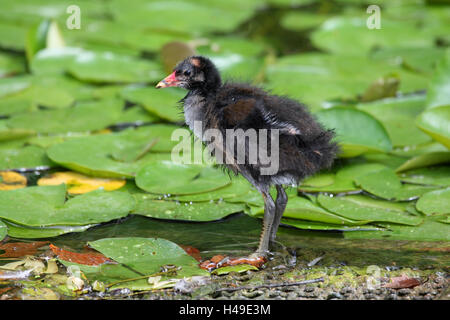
top-left (49, 244), bottom-right (114, 266)
top-left (0, 171), bottom-right (27, 190)
top-left (0, 256), bottom-right (46, 275)
top-left (0, 241), bottom-right (49, 258)
top-left (383, 274), bottom-right (421, 289)
top-left (37, 171), bottom-right (126, 194)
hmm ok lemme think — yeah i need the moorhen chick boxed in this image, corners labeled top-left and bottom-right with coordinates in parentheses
top-left (156, 56), bottom-right (337, 269)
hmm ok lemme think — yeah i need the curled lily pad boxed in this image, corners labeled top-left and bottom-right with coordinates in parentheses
top-left (281, 218), bottom-right (381, 232)
top-left (354, 168), bottom-right (436, 201)
top-left (0, 184), bottom-right (135, 227)
top-left (132, 196), bottom-right (245, 221)
top-left (316, 107), bottom-right (392, 157)
top-left (416, 188), bottom-right (450, 216)
top-left (318, 194), bottom-right (423, 226)
top-left (136, 162), bottom-right (231, 195)
top-left (416, 106), bottom-right (450, 149)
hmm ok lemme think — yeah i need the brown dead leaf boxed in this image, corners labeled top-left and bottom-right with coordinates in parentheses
top-left (49, 244), bottom-right (114, 266)
top-left (383, 274), bottom-right (421, 289)
top-left (37, 171), bottom-right (125, 194)
top-left (0, 241), bottom-right (49, 258)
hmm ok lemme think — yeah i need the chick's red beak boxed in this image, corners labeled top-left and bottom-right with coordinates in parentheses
top-left (156, 71), bottom-right (178, 89)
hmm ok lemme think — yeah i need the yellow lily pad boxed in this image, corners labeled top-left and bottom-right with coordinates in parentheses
top-left (0, 171), bottom-right (27, 190)
top-left (37, 171), bottom-right (125, 194)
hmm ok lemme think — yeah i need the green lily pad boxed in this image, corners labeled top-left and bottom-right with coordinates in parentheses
top-left (281, 218), bottom-right (381, 232)
top-left (5, 99), bottom-right (124, 134)
top-left (0, 145), bottom-right (54, 170)
top-left (356, 94), bottom-right (431, 147)
top-left (3, 220), bottom-right (94, 239)
top-left (171, 177), bottom-right (254, 202)
top-left (344, 217), bottom-right (450, 241)
top-left (0, 53), bottom-right (25, 77)
top-left (316, 107), bottom-right (392, 157)
top-left (281, 12), bottom-right (332, 31)
top-left (396, 152), bottom-right (450, 172)
top-left (136, 162), bottom-right (231, 195)
top-left (0, 76), bottom-right (31, 99)
top-left (299, 162), bottom-right (387, 193)
top-left (47, 125), bottom-right (178, 178)
top-left (426, 50), bottom-right (450, 109)
top-left (88, 237), bottom-right (208, 279)
top-left (266, 53), bottom-right (428, 109)
top-left (0, 22), bottom-right (27, 51)
top-left (132, 196), bottom-right (245, 221)
top-left (67, 51), bottom-right (163, 84)
top-left (252, 195), bottom-right (363, 225)
top-left (0, 219), bottom-right (6, 241)
top-left (416, 105), bottom-right (450, 149)
top-left (399, 166), bottom-right (450, 187)
top-left (354, 167), bottom-right (436, 201)
top-left (317, 194), bottom-right (423, 226)
top-left (311, 17), bottom-right (432, 55)
top-left (121, 86), bottom-right (184, 122)
top-left (416, 188), bottom-right (450, 216)
top-left (0, 185), bottom-right (135, 227)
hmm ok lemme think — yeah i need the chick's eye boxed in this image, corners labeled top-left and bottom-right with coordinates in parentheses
top-left (183, 70), bottom-right (191, 77)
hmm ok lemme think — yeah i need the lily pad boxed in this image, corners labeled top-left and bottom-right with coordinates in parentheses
top-left (356, 94), bottom-right (431, 147)
top-left (121, 86), bottom-right (184, 122)
top-left (0, 184), bottom-right (135, 227)
top-left (354, 168), bottom-right (436, 201)
top-left (136, 162), bottom-right (231, 195)
top-left (212, 264), bottom-right (258, 275)
top-left (416, 105), bottom-right (450, 149)
top-left (317, 194), bottom-right (423, 226)
top-left (133, 196), bottom-right (245, 221)
top-left (88, 237), bottom-right (208, 279)
top-left (416, 188), bottom-right (450, 216)
top-left (396, 152), bottom-right (450, 172)
top-left (316, 107), bottom-right (392, 157)
top-left (37, 171), bottom-right (126, 194)
top-left (0, 145), bottom-right (54, 170)
top-left (344, 217), bottom-right (450, 241)
top-left (47, 125), bottom-right (178, 178)
top-left (0, 220), bottom-right (6, 241)
top-left (3, 220), bottom-right (94, 239)
top-left (311, 17), bottom-right (432, 55)
top-left (426, 50), bottom-right (450, 109)
top-left (67, 51), bottom-right (163, 84)
top-left (5, 99), bottom-right (124, 134)
top-left (281, 218), bottom-right (381, 232)
top-left (399, 166), bottom-right (450, 187)
top-left (266, 53), bottom-right (428, 109)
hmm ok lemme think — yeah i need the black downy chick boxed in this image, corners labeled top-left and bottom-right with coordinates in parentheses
top-left (156, 56), bottom-right (338, 268)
